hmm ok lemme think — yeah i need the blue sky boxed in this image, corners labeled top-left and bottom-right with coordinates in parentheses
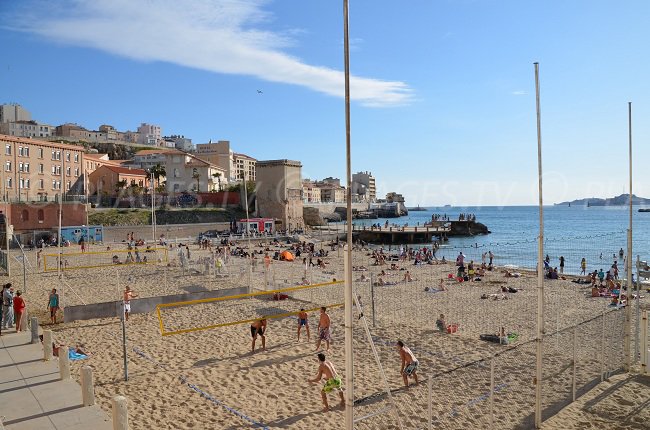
top-left (1, 0), bottom-right (649, 206)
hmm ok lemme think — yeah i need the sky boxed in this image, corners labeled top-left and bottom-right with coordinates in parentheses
top-left (1, 0), bottom-right (649, 206)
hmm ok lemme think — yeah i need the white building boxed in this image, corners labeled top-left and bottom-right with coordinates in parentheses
top-left (195, 140), bottom-right (256, 182)
top-left (352, 171), bottom-right (376, 202)
top-left (0, 104), bottom-right (31, 123)
top-left (0, 121), bottom-right (54, 138)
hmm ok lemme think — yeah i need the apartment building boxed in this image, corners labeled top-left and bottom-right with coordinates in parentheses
top-left (0, 134), bottom-right (85, 202)
top-left (137, 123), bottom-right (162, 146)
top-left (195, 140), bottom-right (256, 182)
top-left (302, 180), bottom-right (322, 203)
top-left (88, 165), bottom-right (150, 197)
top-left (351, 171), bottom-right (376, 202)
top-left (164, 150), bottom-right (226, 194)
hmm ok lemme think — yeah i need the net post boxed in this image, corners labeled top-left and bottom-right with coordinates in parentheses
top-left (641, 309), bottom-right (648, 375)
top-left (428, 374), bottom-right (433, 430)
top-left (370, 275), bottom-right (375, 328)
top-left (489, 357), bottom-right (495, 429)
top-left (572, 325), bottom-right (577, 402)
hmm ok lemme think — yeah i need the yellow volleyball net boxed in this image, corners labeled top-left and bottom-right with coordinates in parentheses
top-left (43, 247), bottom-right (169, 272)
top-left (156, 280), bottom-right (344, 336)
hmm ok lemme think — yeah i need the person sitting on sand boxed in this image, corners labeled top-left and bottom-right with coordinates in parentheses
top-left (403, 270), bottom-right (413, 282)
top-left (438, 278), bottom-right (447, 291)
top-left (397, 340), bottom-right (419, 387)
top-left (250, 318), bottom-right (267, 352)
top-left (297, 309), bottom-right (310, 342)
top-left (308, 352), bottom-right (345, 412)
top-left (436, 314), bottom-right (446, 333)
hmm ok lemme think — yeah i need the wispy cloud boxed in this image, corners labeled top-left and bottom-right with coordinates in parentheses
top-left (512, 90), bottom-right (527, 96)
top-left (4, 0), bottom-right (413, 107)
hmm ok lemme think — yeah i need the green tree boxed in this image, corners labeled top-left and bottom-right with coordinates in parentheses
top-left (150, 163), bottom-right (166, 187)
top-left (192, 169), bottom-right (201, 192)
top-left (212, 172), bottom-right (222, 191)
top-left (114, 179), bottom-right (128, 193)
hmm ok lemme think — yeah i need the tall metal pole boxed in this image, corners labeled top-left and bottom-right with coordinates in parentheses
top-left (624, 102), bottom-right (633, 371)
top-left (151, 171), bottom-right (156, 243)
top-left (343, 0), bottom-right (354, 428)
top-left (243, 174), bottom-right (253, 293)
top-left (534, 62), bottom-right (545, 429)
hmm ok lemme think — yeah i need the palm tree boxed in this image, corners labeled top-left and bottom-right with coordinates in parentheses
top-left (212, 172), bottom-right (222, 191)
top-left (192, 169), bottom-right (200, 193)
top-left (150, 163), bottom-right (166, 187)
top-left (114, 179), bottom-right (127, 193)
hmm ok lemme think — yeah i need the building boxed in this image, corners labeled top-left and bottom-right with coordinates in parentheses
top-left (256, 159), bottom-right (303, 230)
top-left (0, 134), bottom-right (85, 202)
top-left (163, 135), bottom-right (193, 152)
top-left (352, 171), bottom-right (376, 202)
top-left (88, 165), bottom-right (150, 197)
top-left (0, 120), bottom-right (54, 138)
top-left (163, 150), bottom-right (226, 194)
top-left (0, 104), bottom-right (31, 123)
top-left (129, 149), bottom-right (170, 171)
top-left (318, 183), bottom-right (346, 203)
top-left (83, 153), bottom-right (126, 176)
top-left (302, 180), bottom-right (322, 203)
top-left (195, 140), bottom-right (256, 182)
top-left (137, 123), bottom-right (161, 146)
top-left (386, 192), bottom-right (405, 203)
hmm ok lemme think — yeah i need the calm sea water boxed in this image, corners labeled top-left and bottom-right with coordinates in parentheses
top-left (348, 205), bottom-right (650, 273)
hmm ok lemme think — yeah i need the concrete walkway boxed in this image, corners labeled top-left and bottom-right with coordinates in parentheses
top-left (0, 329), bottom-right (111, 430)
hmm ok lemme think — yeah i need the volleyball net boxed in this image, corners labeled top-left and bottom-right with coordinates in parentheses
top-left (43, 247), bottom-right (169, 272)
top-left (156, 280), bottom-right (345, 336)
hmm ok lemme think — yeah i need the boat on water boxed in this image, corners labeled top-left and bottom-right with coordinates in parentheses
top-left (408, 205), bottom-right (427, 211)
top-left (639, 208), bottom-right (650, 212)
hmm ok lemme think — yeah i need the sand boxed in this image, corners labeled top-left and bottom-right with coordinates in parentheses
top-left (8, 236), bottom-right (648, 429)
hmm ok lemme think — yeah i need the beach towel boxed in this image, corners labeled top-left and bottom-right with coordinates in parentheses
top-left (68, 348), bottom-right (88, 361)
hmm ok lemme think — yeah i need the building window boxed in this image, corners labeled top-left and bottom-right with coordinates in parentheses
top-left (38, 148), bottom-right (44, 158)
top-left (74, 154), bottom-right (79, 162)
top-left (5, 144), bottom-right (11, 155)
top-left (39, 179), bottom-right (44, 189)
top-left (26, 179), bottom-right (30, 188)
top-left (66, 167), bottom-right (71, 176)
top-left (174, 168), bottom-right (180, 178)
top-left (52, 166), bottom-right (56, 174)
top-left (67, 181), bottom-right (71, 190)
top-left (74, 168), bottom-right (79, 176)
top-left (24, 163), bottom-right (29, 172)
top-left (22, 209), bottom-right (29, 221)
top-left (66, 152), bottom-right (71, 162)
top-left (38, 209), bottom-right (44, 221)
top-left (39, 163), bottom-right (44, 173)
top-left (5, 161), bottom-right (10, 172)
top-left (18, 146), bottom-right (23, 156)
top-left (6, 178), bottom-right (12, 188)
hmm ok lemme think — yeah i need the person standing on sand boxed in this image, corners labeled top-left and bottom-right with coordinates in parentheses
top-left (47, 288), bottom-right (60, 324)
top-left (297, 309), bottom-right (310, 342)
top-left (488, 250), bottom-right (494, 266)
top-left (308, 352), bottom-right (345, 412)
top-left (250, 318), bottom-right (267, 352)
top-left (580, 258), bottom-right (587, 275)
top-left (37, 249), bottom-right (42, 269)
top-left (264, 253), bottom-right (271, 271)
top-left (559, 256), bottom-right (565, 274)
top-left (314, 307), bottom-right (331, 351)
top-left (123, 286), bottom-right (138, 321)
top-left (13, 291), bottom-right (25, 331)
top-left (397, 340), bottom-right (419, 387)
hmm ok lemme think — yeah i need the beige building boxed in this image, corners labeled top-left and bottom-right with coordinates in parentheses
top-left (319, 184), bottom-right (346, 203)
top-left (256, 160), bottom-right (303, 230)
top-left (88, 165), bottom-right (150, 197)
top-left (195, 140), bottom-right (256, 182)
top-left (0, 121), bottom-right (54, 138)
top-left (0, 104), bottom-right (31, 123)
top-left (163, 150), bottom-right (226, 194)
top-left (302, 180), bottom-right (322, 203)
top-left (0, 134), bottom-right (85, 202)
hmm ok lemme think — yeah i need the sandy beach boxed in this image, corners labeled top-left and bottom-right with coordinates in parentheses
top-left (7, 235), bottom-right (646, 429)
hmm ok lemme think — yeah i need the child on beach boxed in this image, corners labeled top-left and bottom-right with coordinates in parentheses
top-left (297, 309), bottom-right (310, 342)
top-left (47, 288), bottom-right (59, 324)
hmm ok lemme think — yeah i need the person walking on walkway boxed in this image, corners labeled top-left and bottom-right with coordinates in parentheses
top-left (2, 283), bottom-right (14, 329)
top-left (13, 291), bottom-right (25, 331)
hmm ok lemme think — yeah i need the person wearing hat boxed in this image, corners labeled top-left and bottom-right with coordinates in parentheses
top-left (2, 283), bottom-right (14, 330)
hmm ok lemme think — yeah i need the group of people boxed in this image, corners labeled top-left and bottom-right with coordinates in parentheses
top-left (2, 283), bottom-right (26, 331)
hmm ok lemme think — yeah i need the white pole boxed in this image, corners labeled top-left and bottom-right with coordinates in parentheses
top-left (242, 174), bottom-right (253, 294)
top-left (43, 329), bottom-right (53, 360)
top-left (624, 102), bottom-right (633, 371)
top-left (58, 191), bottom-right (64, 311)
top-left (343, 1), bottom-right (354, 428)
top-left (59, 346), bottom-right (71, 380)
top-left (81, 366), bottom-right (95, 406)
top-left (111, 395), bottom-right (129, 430)
top-left (428, 375), bottom-right (433, 430)
top-left (533, 62), bottom-right (545, 429)
top-left (151, 171), bottom-right (156, 243)
top-left (636, 255), bottom-right (641, 362)
top-left (641, 310), bottom-right (648, 375)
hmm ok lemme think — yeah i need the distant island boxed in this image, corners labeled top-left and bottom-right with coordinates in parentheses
top-left (555, 193), bottom-right (650, 207)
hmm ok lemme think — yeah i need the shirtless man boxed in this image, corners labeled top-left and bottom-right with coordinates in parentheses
top-left (250, 318), bottom-right (267, 352)
top-left (314, 307), bottom-right (331, 351)
top-left (308, 352), bottom-right (345, 411)
top-left (297, 309), bottom-right (310, 342)
top-left (403, 270), bottom-right (413, 282)
top-left (397, 340), bottom-right (419, 387)
top-left (123, 286), bottom-right (138, 321)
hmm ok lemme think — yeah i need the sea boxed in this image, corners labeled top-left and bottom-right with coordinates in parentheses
top-left (345, 205), bottom-right (650, 274)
